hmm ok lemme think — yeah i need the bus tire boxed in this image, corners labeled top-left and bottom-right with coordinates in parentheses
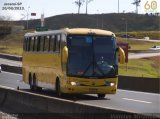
top-left (56, 78), bottom-right (61, 97)
top-left (97, 94), bottom-right (106, 98)
top-left (33, 74), bottom-right (42, 91)
top-left (33, 74), bottom-right (37, 91)
top-left (29, 73), bottom-right (34, 91)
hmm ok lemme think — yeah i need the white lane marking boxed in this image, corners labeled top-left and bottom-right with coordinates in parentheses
top-left (2, 71), bottom-right (22, 76)
top-left (118, 89), bottom-right (160, 96)
top-left (0, 85), bottom-right (15, 90)
top-left (122, 98), bottom-right (152, 104)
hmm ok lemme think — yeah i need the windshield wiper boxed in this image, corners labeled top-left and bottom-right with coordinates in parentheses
top-left (82, 62), bottom-right (92, 76)
top-left (94, 62), bottom-right (105, 76)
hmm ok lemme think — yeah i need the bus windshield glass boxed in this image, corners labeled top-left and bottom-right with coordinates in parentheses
top-left (67, 35), bottom-right (118, 78)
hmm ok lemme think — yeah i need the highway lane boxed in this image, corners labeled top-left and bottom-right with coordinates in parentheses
top-left (0, 112), bottom-right (18, 119)
top-left (0, 71), bottom-right (160, 115)
top-left (129, 52), bottom-right (160, 59)
top-left (0, 58), bottom-right (22, 67)
top-left (133, 39), bottom-right (160, 43)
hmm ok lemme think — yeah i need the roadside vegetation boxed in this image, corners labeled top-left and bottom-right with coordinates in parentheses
top-left (0, 29), bottom-right (33, 55)
top-left (116, 31), bottom-right (160, 40)
top-left (119, 56), bottom-right (160, 78)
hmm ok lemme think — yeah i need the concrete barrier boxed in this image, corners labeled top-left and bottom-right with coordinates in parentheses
top-left (0, 53), bottom-right (22, 61)
top-left (0, 86), bottom-right (155, 119)
top-left (1, 64), bottom-right (22, 74)
top-left (118, 76), bottom-right (160, 94)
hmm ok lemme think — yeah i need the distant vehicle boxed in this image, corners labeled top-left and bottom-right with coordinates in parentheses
top-left (149, 46), bottom-right (160, 50)
top-left (121, 34), bottom-right (134, 38)
top-left (0, 65), bottom-right (1, 73)
top-left (23, 28), bottom-right (125, 98)
top-left (144, 37), bottom-right (149, 40)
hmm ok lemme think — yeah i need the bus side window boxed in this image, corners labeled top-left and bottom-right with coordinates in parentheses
top-left (44, 36), bottom-right (50, 52)
top-left (40, 36), bottom-right (44, 51)
top-left (28, 37), bottom-right (31, 52)
top-left (42, 36), bottom-right (45, 51)
top-left (24, 37), bottom-right (27, 51)
top-left (34, 36), bottom-right (38, 52)
top-left (50, 35), bottom-right (55, 52)
top-left (55, 34), bottom-right (60, 52)
top-left (33, 37), bottom-right (36, 51)
top-left (25, 37), bottom-right (29, 51)
top-left (37, 36), bottom-right (41, 51)
top-left (30, 37), bottom-right (35, 52)
top-left (61, 34), bottom-right (67, 50)
top-left (48, 36), bottom-right (51, 51)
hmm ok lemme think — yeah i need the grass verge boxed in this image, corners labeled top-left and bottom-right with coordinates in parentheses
top-left (116, 31), bottom-right (160, 40)
top-left (119, 56), bottom-right (160, 78)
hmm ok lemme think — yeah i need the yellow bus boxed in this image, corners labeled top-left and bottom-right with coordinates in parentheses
top-left (23, 28), bottom-right (125, 98)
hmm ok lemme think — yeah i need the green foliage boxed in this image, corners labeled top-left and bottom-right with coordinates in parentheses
top-left (116, 31), bottom-right (160, 40)
top-left (119, 58), bottom-right (160, 78)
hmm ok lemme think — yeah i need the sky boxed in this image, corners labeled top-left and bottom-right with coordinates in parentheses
top-left (0, 0), bottom-right (158, 21)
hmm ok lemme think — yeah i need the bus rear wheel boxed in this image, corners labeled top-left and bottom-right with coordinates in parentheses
top-left (97, 94), bottom-right (106, 98)
top-left (33, 74), bottom-right (42, 91)
top-left (29, 73), bottom-right (34, 91)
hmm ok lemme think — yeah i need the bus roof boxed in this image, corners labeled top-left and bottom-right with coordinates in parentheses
top-left (65, 28), bottom-right (114, 36)
top-left (24, 28), bottom-right (115, 37)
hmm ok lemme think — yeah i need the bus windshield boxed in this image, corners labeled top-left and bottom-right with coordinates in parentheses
top-left (67, 35), bottom-right (118, 78)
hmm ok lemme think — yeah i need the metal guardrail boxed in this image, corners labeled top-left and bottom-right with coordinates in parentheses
top-left (0, 53), bottom-right (22, 61)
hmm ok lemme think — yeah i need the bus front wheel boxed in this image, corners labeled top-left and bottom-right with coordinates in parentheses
top-left (56, 79), bottom-right (62, 97)
top-left (97, 94), bottom-right (106, 98)
top-left (33, 74), bottom-right (37, 91)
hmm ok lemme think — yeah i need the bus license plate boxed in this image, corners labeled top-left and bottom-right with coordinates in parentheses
top-left (89, 88), bottom-right (97, 92)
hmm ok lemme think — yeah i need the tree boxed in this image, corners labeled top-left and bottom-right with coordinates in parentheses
top-left (85, 0), bottom-right (93, 14)
top-left (74, 0), bottom-right (84, 14)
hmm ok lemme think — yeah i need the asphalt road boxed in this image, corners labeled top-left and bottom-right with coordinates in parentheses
top-left (129, 52), bottom-right (160, 59)
top-left (0, 71), bottom-right (159, 115)
top-left (134, 39), bottom-right (160, 43)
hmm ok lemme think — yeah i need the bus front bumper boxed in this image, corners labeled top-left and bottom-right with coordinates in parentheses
top-left (61, 85), bottom-right (117, 94)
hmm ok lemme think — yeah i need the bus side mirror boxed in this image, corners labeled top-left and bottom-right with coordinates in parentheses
top-left (62, 46), bottom-right (68, 64)
top-left (118, 47), bottom-right (125, 64)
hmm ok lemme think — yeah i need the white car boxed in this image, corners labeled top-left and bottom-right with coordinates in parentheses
top-left (149, 46), bottom-right (160, 50)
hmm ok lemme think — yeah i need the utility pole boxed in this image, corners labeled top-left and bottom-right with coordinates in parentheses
top-left (101, 14), bottom-right (103, 29)
top-left (41, 13), bottom-right (45, 27)
top-left (96, 10), bottom-right (99, 28)
top-left (118, 0), bottom-right (119, 13)
top-left (24, 6), bottom-right (30, 30)
top-left (132, 0), bottom-right (141, 14)
top-left (85, 0), bottom-right (93, 14)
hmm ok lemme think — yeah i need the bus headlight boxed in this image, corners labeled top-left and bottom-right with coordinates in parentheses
top-left (105, 82), bottom-right (115, 86)
top-left (70, 82), bottom-right (80, 86)
top-left (110, 83), bottom-right (115, 86)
